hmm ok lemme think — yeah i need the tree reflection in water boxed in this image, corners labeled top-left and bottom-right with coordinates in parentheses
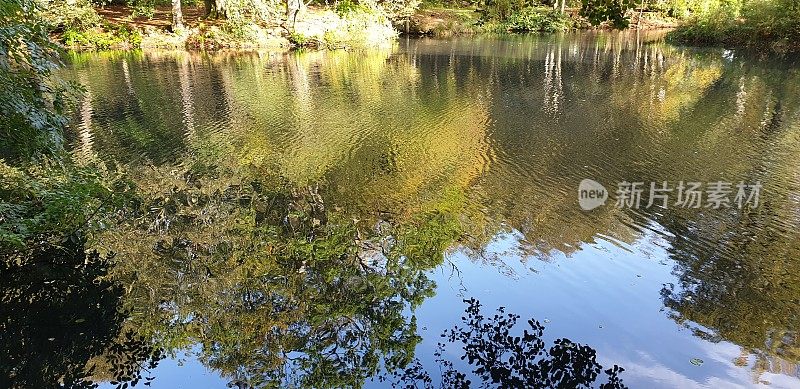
top-left (0, 235), bottom-right (162, 389)
top-left (85, 158), bottom-right (625, 388)
top-left (96, 163), bottom-right (451, 388)
top-left (389, 299), bottom-right (626, 389)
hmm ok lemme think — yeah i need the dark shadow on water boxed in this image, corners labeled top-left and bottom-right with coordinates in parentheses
top-left (0, 235), bottom-right (161, 389)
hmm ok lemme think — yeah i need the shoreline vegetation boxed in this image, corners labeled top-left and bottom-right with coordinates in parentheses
top-left (41, 0), bottom-right (799, 53)
top-left (666, 0), bottom-right (800, 53)
top-left (44, 0), bottom-right (800, 53)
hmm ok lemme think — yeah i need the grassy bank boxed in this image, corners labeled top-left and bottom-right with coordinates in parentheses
top-left (667, 0), bottom-right (800, 53)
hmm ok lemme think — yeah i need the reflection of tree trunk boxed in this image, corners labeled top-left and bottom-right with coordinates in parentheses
top-left (77, 72), bottom-right (95, 162)
top-left (205, 55), bottom-right (240, 150)
top-left (735, 76), bottom-right (748, 118)
top-left (178, 55), bottom-right (195, 143)
top-left (555, 45), bottom-right (562, 114)
top-left (638, 0), bottom-right (647, 29)
top-left (634, 30), bottom-right (641, 78)
top-left (122, 59), bottom-right (135, 95)
top-left (172, 0), bottom-right (184, 30)
top-left (543, 43), bottom-right (564, 116)
top-left (289, 53), bottom-right (313, 107)
top-left (288, 53), bottom-right (314, 138)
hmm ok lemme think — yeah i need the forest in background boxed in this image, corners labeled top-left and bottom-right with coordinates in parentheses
top-left (6, 0), bottom-right (795, 51)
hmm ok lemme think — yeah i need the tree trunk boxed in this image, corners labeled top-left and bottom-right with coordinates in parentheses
top-left (172, 0), bottom-right (184, 30)
top-left (286, 0), bottom-right (304, 29)
top-left (638, 0), bottom-right (648, 29)
top-left (560, 0), bottom-right (566, 14)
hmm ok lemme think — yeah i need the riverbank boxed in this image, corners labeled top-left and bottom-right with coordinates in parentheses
top-left (51, 4), bottom-right (397, 50)
top-left (53, 2), bottom-right (681, 51)
top-left (668, 16), bottom-right (800, 54)
top-left (666, 0), bottom-right (800, 54)
top-left (400, 6), bottom-right (677, 36)
top-left (49, 1), bottom-right (798, 54)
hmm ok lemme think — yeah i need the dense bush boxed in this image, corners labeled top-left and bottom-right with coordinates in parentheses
top-left (580, 0), bottom-right (634, 28)
top-left (45, 0), bottom-right (103, 32)
top-left (669, 0), bottom-right (800, 52)
top-left (0, 0), bottom-right (78, 160)
top-left (477, 0), bottom-right (541, 21)
top-left (377, 0), bottom-right (423, 19)
top-left (0, 160), bottom-right (128, 249)
top-left (129, 0), bottom-right (158, 20)
top-left (504, 6), bottom-right (575, 31)
top-left (287, 7), bottom-right (398, 48)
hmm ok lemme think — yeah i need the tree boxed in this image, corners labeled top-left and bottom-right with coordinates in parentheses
top-left (172, 0), bottom-right (184, 30)
top-left (95, 160), bottom-right (465, 387)
top-left (0, 0), bottom-right (75, 160)
top-left (580, 0), bottom-right (635, 28)
top-left (286, 0), bottom-right (304, 29)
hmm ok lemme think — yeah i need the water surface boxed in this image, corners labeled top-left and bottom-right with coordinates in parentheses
top-left (14, 31), bottom-right (800, 388)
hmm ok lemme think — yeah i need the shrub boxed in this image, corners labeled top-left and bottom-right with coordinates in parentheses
top-left (61, 24), bottom-right (142, 49)
top-left (477, 0), bottom-right (540, 21)
top-left (580, 0), bottom-right (635, 28)
top-left (129, 1), bottom-right (157, 20)
top-left (377, 0), bottom-right (423, 19)
top-left (504, 6), bottom-right (575, 32)
top-left (45, 0), bottom-right (103, 32)
top-left (668, 0), bottom-right (800, 52)
top-left (0, 160), bottom-right (128, 249)
top-left (1, 0), bottom-right (77, 160)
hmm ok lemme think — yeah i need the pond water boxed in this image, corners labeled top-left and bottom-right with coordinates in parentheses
top-left (18, 31), bottom-right (800, 388)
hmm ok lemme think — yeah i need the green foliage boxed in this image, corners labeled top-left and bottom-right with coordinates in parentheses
top-left (115, 23), bottom-right (144, 46)
top-left (504, 6), bottom-right (575, 31)
top-left (336, 0), bottom-right (368, 15)
top-left (129, 1), bottom-right (157, 20)
top-left (580, 0), bottom-right (635, 28)
top-left (92, 161), bottom-right (453, 387)
top-left (213, 0), bottom-right (283, 25)
top-left (668, 0), bottom-right (800, 52)
top-left (646, 0), bottom-right (691, 18)
top-left (378, 0), bottom-right (423, 19)
top-left (477, 0), bottom-right (540, 21)
top-left (1, 221), bottom-right (164, 389)
top-left (0, 0), bottom-right (78, 160)
top-left (391, 299), bottom-right (628, 387)
top-left (63, 24), bottom-right (142, 49)
top-left (45, 0), bottom-right (103, 32)
top-left (43, 0), bottom-right (142, 49)
top-left (0, 160), bottom-right (129, 250)
top-left (475, 0), bottom-right (580, 32)
top-left (289, 31), bottom-right (310, 46)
